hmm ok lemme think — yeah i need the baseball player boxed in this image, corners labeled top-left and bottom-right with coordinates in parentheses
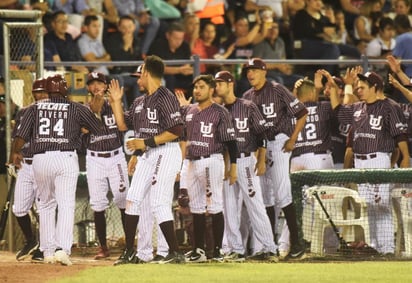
top-left (127, 65), bottom-right (169, 263)
top-left (214, 71), bottom-right (277, 261)
top-left (330, 71), bottom-right (409, 255)
top-left (10, 74), bottom-right (103, 265)
top-left (290, 78), bottom-right (334, 172)
top-left (11, 78), bottom-right (48, 262)
top-left (242, 58), bottom-right (308, 259)
top-left (179, 74), bottom-right (237, 263)
top-left (83, 72), bottom-right (129, 260)
top-left (108, 55), bottom-right (185, 265)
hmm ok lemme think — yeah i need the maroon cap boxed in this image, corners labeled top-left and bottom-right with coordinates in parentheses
top-left (333, 76), bottom-right (344, 89)
top-left (32, 78), bottom-right (47, 92)
top-left (357, 71), bottom-right (384, 90)
top-left (242, 58), bottom-right (267, 71)
top-left (215, 71), bottom-right (234, 83)
top-left (130, 65), bottom-right (143, 77)
top-left (87, 72), bottom-right (106, 84)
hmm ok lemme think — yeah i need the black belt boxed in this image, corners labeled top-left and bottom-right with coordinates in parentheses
top-left (314, 151), bottom-right (328, 155)
top-left (24, 159), bottom-right (33, 165)
top-left (90, 149), bottom-right (120, 158)
top-left (355, 153), bottom-right (377, 160)
top-left (237, 152), bottom-right (251, 158)
top-left (188, 155), bottom-right (211, 161)
top-left (36, 149), bottom-right (75, 154)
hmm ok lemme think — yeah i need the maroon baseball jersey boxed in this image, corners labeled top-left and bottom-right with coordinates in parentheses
top-left (336, 99), bottom-right (408, 154)
top-left (182, 102), bottom-right (236, 158)
top-left (85, 99), bottom-right (124, 151)
top-left (242, 81), bottom-right (307, 140)
top-left (12, 107), bottom-right (34, 158)
top-left (15, 96), bottom-right (102, 154)
top-left (225, 98), bottom-right (267, 153)
top-left (292, 101), bottom-right (333, 157)
top-left (124, 86), bottom-right (183, 138)
top-left (400, 102), bottom-right (412, 157)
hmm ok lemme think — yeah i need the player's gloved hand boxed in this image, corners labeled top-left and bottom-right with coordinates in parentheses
top-left (178, 188), bottom-right (190, 208)
top-left (6, 164), bottom-right (17, 178)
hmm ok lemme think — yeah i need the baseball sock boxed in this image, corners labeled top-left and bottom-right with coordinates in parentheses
top-left (192, 213), bottom-right (206, 250)
top-left (94, 211), bottom-right (107, 248)
top-left (265, 206), bottom-right (276, 241)
top-left (120, 209), bottom-right (126, 233)
top-left (159, 220), bottom-right (179, 253)
top-left (282, 203), bottom-right (299, 247)
top-left (211, 212), bottom-right (224, 250)
top-left (125, 215), bottom-right (139, 250)
top-left (16, 214), bottom-right (34, 243)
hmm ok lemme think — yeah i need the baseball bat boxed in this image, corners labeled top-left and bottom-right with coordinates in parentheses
top-left (0, 175), bottom-right (16, 240)
top-left (312, 190), bottom-right (351, 254)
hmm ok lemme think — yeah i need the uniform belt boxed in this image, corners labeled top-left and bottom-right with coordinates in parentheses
top-left (90, 149), bottom-right (120, 158)
top-left (237, 152), bottom-right (251, 158)
top-left (314, 151), bottom-right (328, 155)
top-left (355, 153), bottom-right (377, 160)
top-left (23, 158), bottom-right (33, 165)
top-left (36, 149), bottom-right (75, 154)
top-left (188, 155), bottom-right (211, 161)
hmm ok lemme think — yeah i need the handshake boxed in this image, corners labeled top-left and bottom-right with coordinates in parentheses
top-left (177, 188), bottom-right (190, 208)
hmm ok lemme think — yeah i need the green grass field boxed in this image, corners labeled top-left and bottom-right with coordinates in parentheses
top-left (51, 262), bottom-right (412, 283)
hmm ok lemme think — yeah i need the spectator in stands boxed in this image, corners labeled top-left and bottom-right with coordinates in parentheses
top-left (183, 13), bottom-right (201, 51)
top-left (388, 0), bottom-right (412, 26)
top-left (253, 21), bottom-right (303, 89)
top-left (44, 11), bottom-right (88, 73)
top-left (77, 15), bottom-right (111, 75)
top-left (192, 0), bottom-right (226, 44)
top-left (292, 0), bottom-right (360, 76)
top-left (148, 21), bottom-right (193, 94)
top-left (51, 0), bottom-right (96, 37)
top-left (112, 0), bottom-right (160, 58)
top-left (353, 0), bottom-right (382, 43)
top-left (366, 17), bottom-right (396, 77)
top-left (192, 22), bottom-right (221, 74)
top-left (393, 14), bottom-right (412, 78)
top-left (105, 15), bottom-right (142, 107)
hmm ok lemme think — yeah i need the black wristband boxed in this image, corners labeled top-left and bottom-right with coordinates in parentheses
top-left (144, 136), bottom-right (157, 148)
top-left (133, 150), bottom-right (144, 156)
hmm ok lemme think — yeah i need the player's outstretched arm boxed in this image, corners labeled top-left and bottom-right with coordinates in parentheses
top-left (387, 55), bottom-right (411, 86)
top-left (389, 73), bottom-right (412, 103)
top-left (283, 111), bottom-right (307, 152)
top-left (108, 79), bottom-right (128, 131)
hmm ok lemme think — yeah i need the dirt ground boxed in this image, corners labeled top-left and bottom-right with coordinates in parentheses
top-left (0, 250), bottom-right (114, 283)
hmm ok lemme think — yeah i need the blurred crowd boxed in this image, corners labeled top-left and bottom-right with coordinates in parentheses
top-left (1, 0), bottom-right (412, 103)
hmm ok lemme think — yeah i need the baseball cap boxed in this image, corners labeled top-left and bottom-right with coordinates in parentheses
top-left (130, 65), bottom-right (143, 77)
top-left (242, 58), bottom-right (267, 71)
top-left (215, 71), bottom-right (234, 83)
top-left (357, 71), bottom-right (383, 90)
top-left (87, 72), bottom-right (106, 85)
top-left (333, 76), bottom-right (344, 89)
top-left (32, 78), bottom-right (47, 92)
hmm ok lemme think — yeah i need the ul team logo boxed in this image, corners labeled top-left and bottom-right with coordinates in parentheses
top-left (104, 114), bottom-right (117, 129)
top-left (262, 103), bottom-right (276, 118)
top-left (235, 118), bottom-right (249, 133)
top-left (200, 122), bottom-right (213, 138)
top-left (147, 108), bottom-right (159, 124)
top-left (369, 115), bottom-right (382, 130)
top-left (339, 123), bottom-right (350, 137)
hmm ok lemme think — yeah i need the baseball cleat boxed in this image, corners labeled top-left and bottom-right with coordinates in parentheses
top-left (224, 252), bottom-right (246, 262)
top-left (16, 240), bottom-right (39, 261)
top-left (211, 248), bottom-right (224, 263)
top-left (31, 249), bottom-right (44, 263)
top-left (44, 256), bottom-right (55, 264)
top-left (55, 250), bottom-right (73, 266)
top-left (158, 251), bottom-right (185, 264)
top-left (94, 246), bottom-right (110, 260)
top-left (286, 245), bottom-right (306, 260)
top-left (185, 248), bottom-right (207, 263)
top-left (114, 248), bottom-right (137, 265)
top-left (247, 251), bottom-right (278, 262)
top-left (149, 254), bottom-right (166, 264)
